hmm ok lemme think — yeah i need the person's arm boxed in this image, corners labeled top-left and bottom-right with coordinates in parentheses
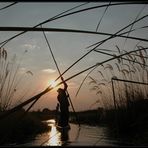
top-left (61, 77), bottom-right (68, 91)
top-left (63, 81), bottom-right (68, 91)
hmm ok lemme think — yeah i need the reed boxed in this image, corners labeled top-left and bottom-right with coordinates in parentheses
top-left (0, 49), bottom-right (32, 111)
top-left (89, 45), bottom-right (148, 133)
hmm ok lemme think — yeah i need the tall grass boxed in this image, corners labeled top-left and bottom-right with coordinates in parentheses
top-left (89, 45), bottom-right (148, 107)
top-left (0, 48), bottom-right (32, 111)
top-left (88, 45), bottom-right (148, 133)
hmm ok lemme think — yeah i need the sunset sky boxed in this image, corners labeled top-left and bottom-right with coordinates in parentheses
top-left (0, 2), bottom-right (148, 111)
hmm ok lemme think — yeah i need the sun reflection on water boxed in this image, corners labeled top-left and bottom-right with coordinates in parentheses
top-left (46, 119), bottom-right (62, 146)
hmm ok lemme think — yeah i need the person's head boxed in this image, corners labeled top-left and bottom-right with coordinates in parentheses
top-left (57, 88), bottom-right (63, 93)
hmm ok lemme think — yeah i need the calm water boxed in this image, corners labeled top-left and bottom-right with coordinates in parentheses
top-left (11, 119), bottom-right (134, 147)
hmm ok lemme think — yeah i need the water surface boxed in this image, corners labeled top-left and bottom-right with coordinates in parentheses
top-left (14, 119), bottom-right (133, 146)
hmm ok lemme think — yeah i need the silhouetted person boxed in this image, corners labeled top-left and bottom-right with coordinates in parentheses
top-left (57, 78), bottom-right (70, 127)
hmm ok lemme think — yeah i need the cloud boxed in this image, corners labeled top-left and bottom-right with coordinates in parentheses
top-left (20, 67), bottom-right (26, 71)
top-left (22, 44), bottom-right (39, 50)
top-left (19, 67), bottom-right (27, 74)
top-left (41, 68), bottom-right (56, 73)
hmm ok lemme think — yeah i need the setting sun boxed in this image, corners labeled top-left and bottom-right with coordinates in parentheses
top-left (48, 80), bottom-right (58, 88)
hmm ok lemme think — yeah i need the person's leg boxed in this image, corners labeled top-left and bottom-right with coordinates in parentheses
top-left (63, 108), bottom-right (69, 126)
top-left (60, 111), bottom-right (65, 126)
top-left (58, 112), bottom-right (62, 126)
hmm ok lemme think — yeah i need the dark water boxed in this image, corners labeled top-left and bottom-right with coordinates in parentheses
top-left (9, 119), bottom-right (135, 146)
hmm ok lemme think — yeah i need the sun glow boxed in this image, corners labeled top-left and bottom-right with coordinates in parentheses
top-left (48, 80), bottom-right (58, 88)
